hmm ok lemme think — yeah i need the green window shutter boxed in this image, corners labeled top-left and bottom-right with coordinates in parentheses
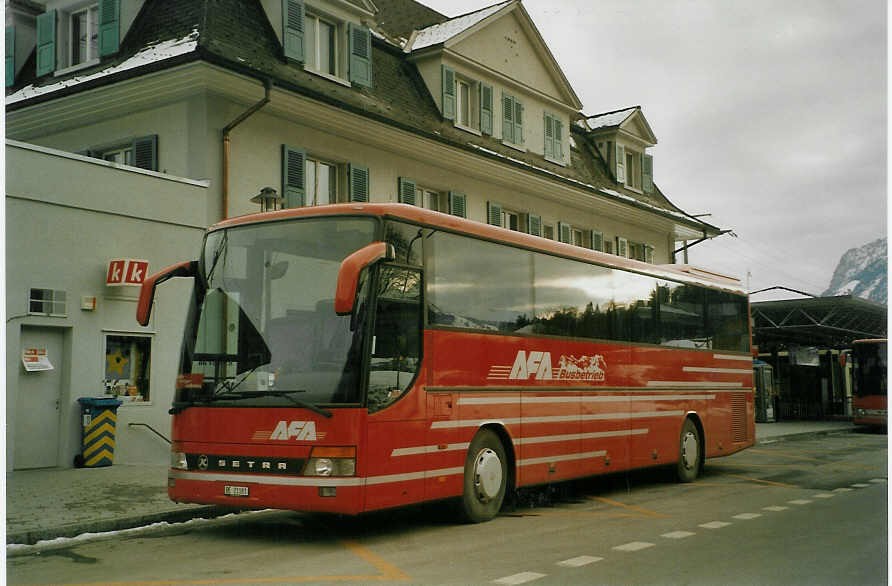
top-left (615, 143), bottom-right (626, 184)
top-left (502, 93), bottom-right (514, 143)
top-left (480, 83), bottom-right (493, 135)
top-left (348, 24), bottom-right (372, 88)
top-left (558, 222), bottom-right (571, 244)
top-left (398, 177), bottom-right (416, 205)
top-left (544, 114), bottom-right (555, 159)
top-left (448, 191), bottom-right (466, 218)
top-left (514, 99), bottom-right (524, 145)
top-left (36, 10), bottom-right (56, 77)
top-left (645, 244), bottom-right (655, 264)
top-left (590, 230), bottom-right (604, 252)
top-left (281, 145), bottom-right (306, 208)
top-left (554, 117), bottom-right (563, 160)
top-left (5, 26), bottom-right (14, 88)
top-left (132, 135), bottom-right (158, 171)
top-left (616, 236), bottom-right (629, 258)
top-left (486, 201), bottom-right (502, 227)
top-left (282, 0), bottom-right (305, 63)
top-left (642, 154), bottom-right (653, 193)
top-left (441, 65), bottom-right (455, 121)
top-left (349, 164), bottom-right (370, 202)
top-left (98, 0), bottom-right (120, 57)
top-left (528, 214), bottom-right (542, 237)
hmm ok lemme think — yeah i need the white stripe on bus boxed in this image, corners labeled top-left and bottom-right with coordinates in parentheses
top-left (518, 450), bottom-right (607, 466)
top-left (430, 410), bottom-right (684, 429)
top-left (457, 394), bottom-right (715, 405)
top-left (391, 429), bottom-right (649, 457)
top-left (712, 353), bottom-right (753, 362)
top-left (646, 381), bottom-right (743, 388)
top-left (171, 467), bottom-right (465, 487)
top-left (683, 367), bottom-right (752, 374)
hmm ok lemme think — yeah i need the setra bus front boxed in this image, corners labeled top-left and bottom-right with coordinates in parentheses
top-left (138, 212), bottom-right (400, 515)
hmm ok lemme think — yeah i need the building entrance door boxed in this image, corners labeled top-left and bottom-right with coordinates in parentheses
top-left (15, 326), bottom-right (65, 469)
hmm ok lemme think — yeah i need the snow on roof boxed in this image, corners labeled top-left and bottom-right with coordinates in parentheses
top-left (585, 107), bottom-right (638, 131)
top-left (7, 30), bottom-right (200, 106)
top-left (466, 142), bottom-right (693, 224)
top-left (407, 1), bottom-right (512, 51)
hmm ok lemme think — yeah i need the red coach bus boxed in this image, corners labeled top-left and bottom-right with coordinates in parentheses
top-left (138, 203), bottom-right (754, 522)
top-left (851, 339), bottom-right (887, 428)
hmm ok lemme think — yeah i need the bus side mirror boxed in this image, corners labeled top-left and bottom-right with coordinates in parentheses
top-left (137, 260), bottom-right (197, 326)
top-left (335, 242), bottom-right (395, 315)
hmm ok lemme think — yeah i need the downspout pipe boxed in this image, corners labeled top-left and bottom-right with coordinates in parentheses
top-left (222, 78), bottom-right (272, 219)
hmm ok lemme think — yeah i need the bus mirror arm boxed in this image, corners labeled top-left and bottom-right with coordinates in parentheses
top-left (335, 242), bottom-right (395, 315)
top-left (136, 260), bottom-right (198, 326)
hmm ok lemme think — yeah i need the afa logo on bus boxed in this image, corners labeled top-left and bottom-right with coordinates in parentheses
top-left (269, 420), bottom-right (318, 441)
top-left (490, 350), bottom-right (608, 382)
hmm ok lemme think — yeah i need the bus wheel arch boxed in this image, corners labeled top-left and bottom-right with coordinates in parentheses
top-left (676, 414), bottom-right (704, 483)
top-left (459, 425), bottom-right (513, 523)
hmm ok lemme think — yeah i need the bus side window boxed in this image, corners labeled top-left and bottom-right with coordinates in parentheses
top-left (368, 265), bottom-right (422, 412)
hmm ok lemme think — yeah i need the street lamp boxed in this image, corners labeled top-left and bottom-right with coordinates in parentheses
top-left (250, 187), bottom-right (283, 212)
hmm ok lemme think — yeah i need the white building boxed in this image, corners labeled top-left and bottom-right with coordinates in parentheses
top-left (5, 0), bottom-right (726, 469)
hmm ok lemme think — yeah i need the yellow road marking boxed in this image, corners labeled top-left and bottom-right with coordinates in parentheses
top-left (726, 474), bottom-right (798, 488)
top-left (588, 496), bottom-right (670, 519)
top-left (17, 540), bottom-right (409, 586)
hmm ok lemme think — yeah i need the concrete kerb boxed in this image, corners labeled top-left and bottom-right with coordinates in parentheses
top-left (756, 426), bottom-right (856, 445)
top-left (7, 506), bottom-right (235, 548)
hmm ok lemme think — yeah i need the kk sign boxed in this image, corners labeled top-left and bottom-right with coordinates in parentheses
top-left (106, 259), bottom-right (149, 286)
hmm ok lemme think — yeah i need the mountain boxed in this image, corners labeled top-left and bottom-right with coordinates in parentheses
top-left (822, 238), bottom-right (887, 304)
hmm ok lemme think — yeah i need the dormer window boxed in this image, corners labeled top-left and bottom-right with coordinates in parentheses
top-left (614, 143), bottom-right (653, 193)
top-left (282, 0), bottom-right (372, 88)
top-left (441, 65), bottom-right (493, 135)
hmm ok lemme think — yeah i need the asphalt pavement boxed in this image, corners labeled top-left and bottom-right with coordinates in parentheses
top-left (6, 420), bottom-right (859, 546)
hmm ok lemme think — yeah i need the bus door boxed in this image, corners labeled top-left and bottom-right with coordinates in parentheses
top-left (364, 264), bottom-right (426, 510)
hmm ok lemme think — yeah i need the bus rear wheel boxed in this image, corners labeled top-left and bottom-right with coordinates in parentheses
top-left (459, 429), bottom-right (507, 523)
top-left (676, 418), bottom-right (702, 483)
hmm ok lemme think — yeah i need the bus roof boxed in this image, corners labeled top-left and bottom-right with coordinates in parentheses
top-left (214, 203), bottom-right (747, 296)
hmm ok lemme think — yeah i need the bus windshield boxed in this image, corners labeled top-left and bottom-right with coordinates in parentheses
top-left (175, 217), bottom-right (377, 409)
top-left (853, 341), bottom-right (888, 398)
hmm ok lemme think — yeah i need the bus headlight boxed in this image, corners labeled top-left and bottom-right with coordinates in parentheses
top-left (171, 451), bottom-right (188, 470)
top-left (304, 447), bottom-right (356, 477)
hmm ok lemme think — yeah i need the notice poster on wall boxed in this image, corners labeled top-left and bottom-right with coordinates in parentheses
top-left (22, 348), bottom-right (54, 372)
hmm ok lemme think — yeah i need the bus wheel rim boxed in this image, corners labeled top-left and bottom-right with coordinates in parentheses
top-left (474, 448), bottom-right (502, 501)
top-left (681, 431), bottom-right (698, 470)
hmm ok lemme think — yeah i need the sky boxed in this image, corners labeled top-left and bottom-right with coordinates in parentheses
top-left (422, 0), bottom-right (887, 299)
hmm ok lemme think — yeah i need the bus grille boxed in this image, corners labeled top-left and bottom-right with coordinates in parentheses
top-left (732, 393), bottom-right (748, 442)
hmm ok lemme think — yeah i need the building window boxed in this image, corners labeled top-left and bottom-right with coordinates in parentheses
top-left (88, 135), bottom-right (158, 171)
top-left (629, 241), bottom-right (656, 263)
top-left (305, 157), bottom-right (338, 205)
top-left (70, 4), bottom-right (99, 66)
top-left (306, 13), bottom-right (339, 76)
top-left (104, 334), bottom-right (151, 402)
top-left (29, 288), bottom-right (67, 316)
top-left (543, 224), bottom-right (555, 240)
top-left (456, 77), bottom-right (479, 130)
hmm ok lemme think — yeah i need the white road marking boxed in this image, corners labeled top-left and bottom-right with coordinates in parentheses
top-left (814, 493), bottom-right (835, 499)
top-left (870, 478), bottom-right (887, 484)
top-left (788, 499), bottom-right (812, 505)
top-left (662, 531), bottom-right (696, 539)
top-left (833, 487), bottom-right (854, 493)
top-left (733, 513), bottom-right (762, 520)
top-left (557, 556), bottom-right (603, 567)
top-left (851, 483), bottom-right (871, 488)
top-left (613, 541), bottom-right (655, 552)
top-left (493, 572), bottom-right (547, 585)
top-left (763, 506), bottom-right (789, 512)
top-left (699, 521), bottom-right (731, 529)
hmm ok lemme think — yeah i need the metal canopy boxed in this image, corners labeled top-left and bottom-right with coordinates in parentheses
top-left (752, 295), bottom-right (887, 348)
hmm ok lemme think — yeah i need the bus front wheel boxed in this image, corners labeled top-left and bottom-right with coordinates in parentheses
top-left (676, 418), bottom-right (702, 483)
top-left (459, 429), bottom-right (507, 523)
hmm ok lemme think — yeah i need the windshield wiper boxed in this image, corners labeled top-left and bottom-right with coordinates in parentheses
top-left (212, 390), bottom-right (333, 418)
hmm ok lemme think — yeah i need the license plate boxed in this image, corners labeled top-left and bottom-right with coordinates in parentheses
top-left (224, 485), bottom-right (249, 497)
